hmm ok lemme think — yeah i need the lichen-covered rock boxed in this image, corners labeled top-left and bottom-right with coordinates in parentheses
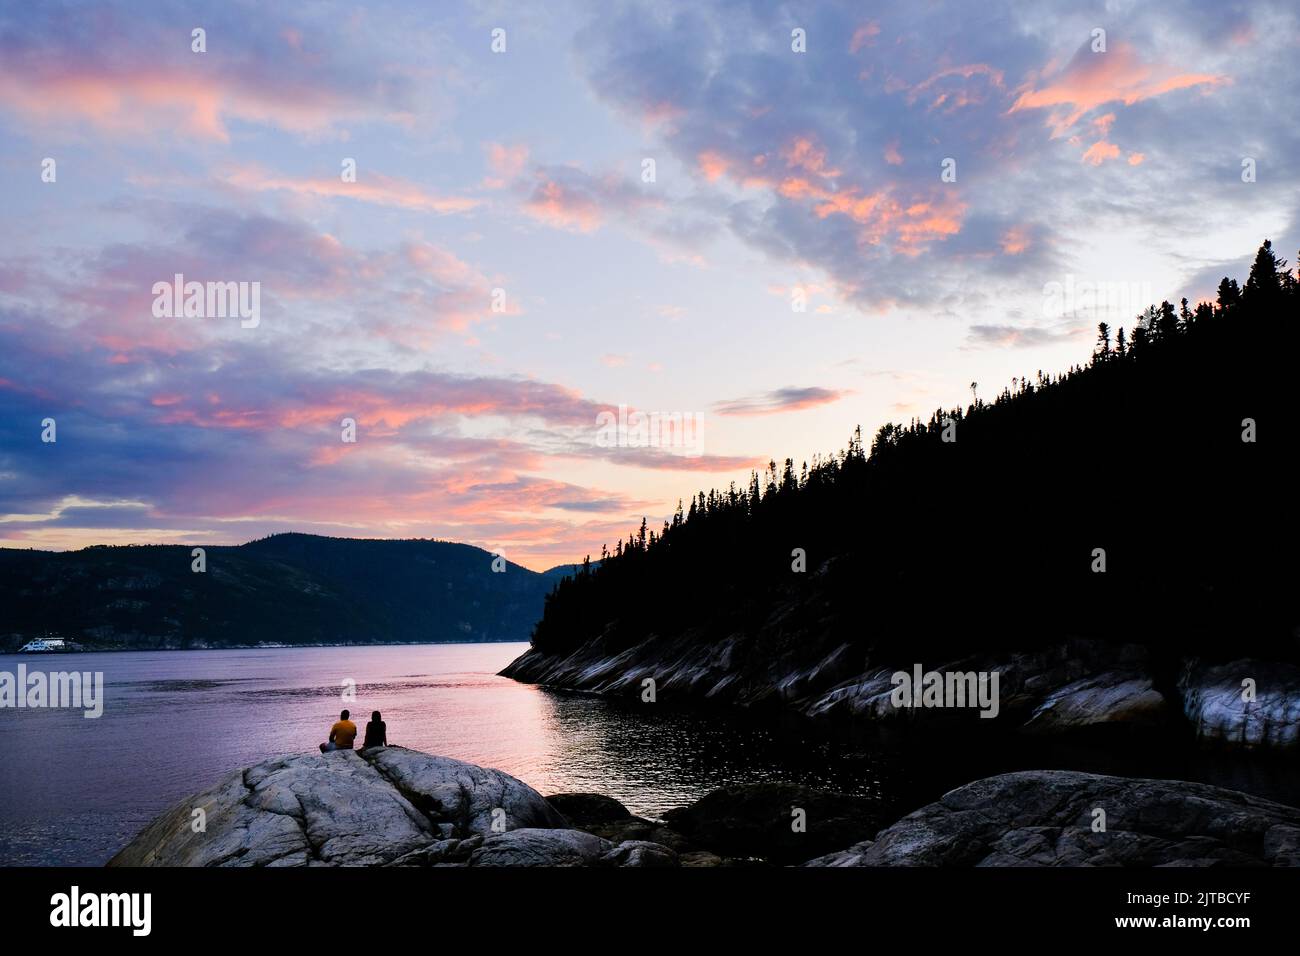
top-left (804, 770), bottom-right (1300, 867)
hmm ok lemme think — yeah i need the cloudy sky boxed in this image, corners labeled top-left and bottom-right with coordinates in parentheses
top-left (1, 0), bottom-right (1297, 568)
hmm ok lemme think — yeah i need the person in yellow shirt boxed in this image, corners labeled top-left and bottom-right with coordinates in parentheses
top-left (319, 709), bottom-right (358, 753)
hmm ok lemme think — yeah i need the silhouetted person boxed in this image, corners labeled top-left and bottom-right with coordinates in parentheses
top-left (361, 711), bottom-right (387, 750)
top-left (319, 709), bottom-right (357, 753)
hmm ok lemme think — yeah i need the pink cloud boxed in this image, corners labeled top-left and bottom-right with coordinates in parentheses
top-left (524, 179), bottom-right (604, 232)
top-left (714, 386), bottom-right (850, 417)
top-left (0, 64), bottom-right (379, 142)
top-left (1001, 226), bottom-right (1030, 255)
top-left (1081, 139), bottom-right (1121, 165)
top-left (1010, 43), bottom-right (1227, 136)
top-left (698, 150), bottom-right (730, 182)
top-left (907, 64), bottom-right (1005, 112)
top-left (483, 143), bottom-right (530, 188)
top-left (223, 165), bottom-right (479, 214)
top-left (781, 136), bottom-right (841, 178)
top-left (849, 22), bottom-right (881, 54)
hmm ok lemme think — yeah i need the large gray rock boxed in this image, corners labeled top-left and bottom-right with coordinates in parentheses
top-left (361, 745), bottom-right (568, 837)
top-left (1023, 672), bottom-right (1168, 733)
top-left (1181, 659), bottom-right (1300, 749)
top-left (389, 829), bottom-right (679, 867)
top-left (663, 781), bottom-right (880, 864)
top-left (545, 792), bottom-right (633, 824)
top-left (109, 747), bottom-right (592, 867)
top-left (804, 770), bottom-right (1300, 867)
top-left (546, 792), bottom-right (700, 855)
top-left (467, 828), bottom-right (610, 866)
top-left (802, 643), bottom-right (1164, 728)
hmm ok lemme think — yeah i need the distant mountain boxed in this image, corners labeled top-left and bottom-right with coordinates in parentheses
top-left (540, 560), bottom-right (601, 582)
top-left (0, 533), bottom-right (561, 651)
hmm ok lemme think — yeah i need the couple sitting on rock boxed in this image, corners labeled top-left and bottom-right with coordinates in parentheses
top-left (319, 709), bottom-right (388, 753)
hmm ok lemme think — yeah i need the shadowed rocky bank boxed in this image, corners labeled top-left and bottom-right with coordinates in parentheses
top-left (501, 633), bottom-right (1300, 750)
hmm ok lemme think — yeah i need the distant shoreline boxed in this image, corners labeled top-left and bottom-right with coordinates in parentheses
top-left (0, 638), bottom-right (531, 657)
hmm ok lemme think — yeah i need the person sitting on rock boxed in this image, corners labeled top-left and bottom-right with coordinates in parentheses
top-left (360, 710), bottom-right (387, 750)
top-left (319, 709), bottom-right (357, 753)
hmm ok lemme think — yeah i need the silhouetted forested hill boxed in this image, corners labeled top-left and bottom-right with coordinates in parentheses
top-left (0, 533), bottom-right (552, 650)
top-left (531, 240), bottom-right (1300, 674)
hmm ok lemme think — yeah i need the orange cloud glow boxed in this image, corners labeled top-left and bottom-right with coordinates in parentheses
top-left (1010, 43), bottom-right (1226, 136)
top-left (524, 180), bottom-right (603, 232)
top-left (1081, 140), bottom-right (1121, 165)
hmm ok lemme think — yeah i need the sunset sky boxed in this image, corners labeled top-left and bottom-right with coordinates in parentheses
top-left (2, 1), bottom-right (1297, 569)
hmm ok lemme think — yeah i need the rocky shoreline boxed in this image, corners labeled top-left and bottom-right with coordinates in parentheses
top-left (501, 637), bottom-right (1300, 750)
top-left (109, 746), bottom-right (1300, 867)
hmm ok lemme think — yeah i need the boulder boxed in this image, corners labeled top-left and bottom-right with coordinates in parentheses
top-left (599, 839), bottom-right (679, 867)
top-left (111, 747), bottom-right (575, 867)
top-left (466, 828), bottom-right (678, 867)
top-left (545, 792), bottom-right (633, 824)
top-left (804, 770), bottom-right (1300, 866)
top-left (362, 745), bottom-right (568, 837)
top-left (663, 781), bottom-right (880, 864)
top-left (467, 828), bottom-right (613, 866)
top-left (544, 791), bottom-right (698, 852)
top-left (1022, 672), bottom-right (1168, 733)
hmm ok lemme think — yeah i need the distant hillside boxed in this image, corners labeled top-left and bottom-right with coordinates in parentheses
top-left (0, 533), bottom-right (562, 651)
top-left (518, 240), bottom-right (1300, 688)
top-left (541, 561), bottom-right (601, 582)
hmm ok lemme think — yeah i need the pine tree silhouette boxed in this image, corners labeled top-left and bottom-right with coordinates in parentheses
top-left (533, 241), bottom-right (1299, 674)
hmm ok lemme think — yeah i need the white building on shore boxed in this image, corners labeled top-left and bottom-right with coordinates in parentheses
top-left (18, 637), bottom-right (67, 652)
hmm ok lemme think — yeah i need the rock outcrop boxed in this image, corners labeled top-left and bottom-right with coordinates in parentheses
top-left (1022, 672), bottom-right (1168, 733)
top-left (108, 747), bottom-right (670, 867)
top-left (1180, 659), bottom-right (1300, 749)
top-left (662, 782), bottom-right (880, 864)
top-left (804, 770), bottom-right (1300, 867)
top-left (545, 792), bottom-right (727, 865)
top-left (505, 637), bottom-right (1300, 749)
top-left (110, 750), bottom-right (1300, 867)
top-left (391, 827), bottom-right (679, 867)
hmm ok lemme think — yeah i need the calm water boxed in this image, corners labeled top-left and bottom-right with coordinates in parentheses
top-left (5, 642), bottom-right (1299, 867)
top-left (0, 643), bottom-right (906, 866)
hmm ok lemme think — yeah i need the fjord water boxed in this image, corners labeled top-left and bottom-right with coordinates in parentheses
top-left (7, 642), bottom-right (1300, 867)
top-left (0, 642), bottom-right (895, 866)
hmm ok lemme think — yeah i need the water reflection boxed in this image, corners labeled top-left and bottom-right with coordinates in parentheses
top-left (529, 689), bottom-right (900, 817)
top-left (2, 641), bottom-right (1298, 866)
